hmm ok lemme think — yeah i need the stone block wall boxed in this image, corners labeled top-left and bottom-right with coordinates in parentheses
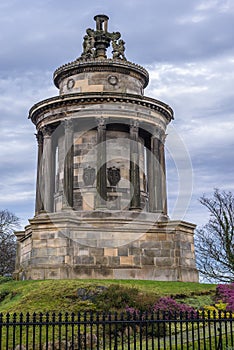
top-left (59, 70), bottom-right (144, 96)
top-left (54, 128), bottom-right (148, 212)
top-left (14, 212), bottom-right (198, 282)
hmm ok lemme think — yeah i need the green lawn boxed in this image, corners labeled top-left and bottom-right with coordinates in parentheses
top-left (0, 279), bottom-right (216, 314)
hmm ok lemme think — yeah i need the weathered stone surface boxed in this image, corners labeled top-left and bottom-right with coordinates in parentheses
top-left (141, 256), bottom-right (154, 265)
top-left (140, 241), bottom-right (161, 249)
top-left (120, 256), bottom-right (134, 265)
top-left (96, 256), bottom-right (108, 265)
top-left (118, 247), bottom-right (128, 256)
top-left (155, 257), bottom-right (175, 267)
top-left (143, 249), bottom-right (161, 257)
top-left (89, 247), bottom-right (104, 256)
top-left (104, 248), bottom-right (118, 256)
top-left (15, 213), bottom-right (198, 281)
top-left (75, 256), bottom-right (95, 265)
top-left (128, 247), bottom-right (141, 255)
top-left (133, 256), bottom-right (141, 266)
top-left (109, 256), bottom-right (120, 266)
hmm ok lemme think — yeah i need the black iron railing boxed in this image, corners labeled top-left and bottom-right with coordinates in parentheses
top-left (0, 310), bottom-right (233, 350)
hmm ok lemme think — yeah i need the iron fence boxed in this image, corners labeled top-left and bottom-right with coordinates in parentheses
top-left (0, 310), bottom-right (233, 350)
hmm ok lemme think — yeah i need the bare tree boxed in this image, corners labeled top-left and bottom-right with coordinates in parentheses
top-left (0, 210), bottom-right (20, 276)
top-left (195, 189), bottom-right (234, 283)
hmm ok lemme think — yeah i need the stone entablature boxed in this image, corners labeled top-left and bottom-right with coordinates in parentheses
top-left (29, 92), bottom-right (173, 127)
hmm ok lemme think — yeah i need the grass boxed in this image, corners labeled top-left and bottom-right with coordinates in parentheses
top-left (1, 279), bottom-right (232, 350)
top-left (0, 278), bottom-right (216, 314)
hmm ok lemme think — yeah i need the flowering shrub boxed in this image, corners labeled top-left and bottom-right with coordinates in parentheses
top-left (125, 306), bottom-right (139, 316)
top-left (199, 304), bottom-right (227, 319)
top-left (126, 297), bottom-right (195, 318)
top-left (199, 284), bottom-right (234, 318)
top-left (214, 301), bottom-right (228, 311)
top-left (152, 297), bottom-right (195, 316)
top-left (124, 285), bottom-right (234, 318)
top-left (216, 283), bottom-right (234, 312)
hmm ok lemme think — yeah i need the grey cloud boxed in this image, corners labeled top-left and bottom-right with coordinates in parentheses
top-left (1, 0), bottom-right (234, 71)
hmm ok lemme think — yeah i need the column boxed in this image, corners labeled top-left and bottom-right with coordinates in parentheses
top-left (148, 133), bottom-right (163, 212)
top-left (96, 117), bottom-right (107, 209)
top-left (63, 119), bottom-right (74, 209)
top-left (41, 125), bottom-right (54, 212)
top-left (129, 120), bottom-right (141, 210)
top-left (35, 131), bottom-right (44, 214)
top-left (159, 133), bottom-right (168, 215)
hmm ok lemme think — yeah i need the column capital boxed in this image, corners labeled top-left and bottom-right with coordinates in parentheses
top-left (41, 125), bottom-right (54, 138)
top-left (161, 133), bottom-right (167, 144)
top-left (152, 128), bottom-right (166, 143)
top-left (130, 119), bottom-right (139, 133)
top-left (63, 118), bottom-right (74, 132)
top-left (35, 131), bottom-right (43, 145)
top-left (97, 117), bottom-right (106, 130)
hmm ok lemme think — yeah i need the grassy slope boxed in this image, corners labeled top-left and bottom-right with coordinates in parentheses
top-left (0, 279), bottom-right (216, 314)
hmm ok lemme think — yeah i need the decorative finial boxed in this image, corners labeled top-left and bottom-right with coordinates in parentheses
top-left (94, 14), bottom-right (109, 32)
top-left (79, 15), bottom-right (126, 61)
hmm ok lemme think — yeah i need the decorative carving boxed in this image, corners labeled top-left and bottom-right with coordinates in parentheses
top-left (81, 29), bottom-right (95, 60)
top-left (35, 131), bottom-right (43, 145)
top-left (161, 133), bottom-right (167, 144)
top-left (67, 78), bottom-right (75, 90)
top-left (108, 75), bottom-right (118, 86)
top-left (112, 39), bottom-right (126, 60)
top-left (97, 117), bottom-right (106, 130)
top-left (130, 120), bottom-right (139, 133)
top-left (63, 119), bottom-right (73, 132)
top-left (107, 166), bottom-right (121, 186)
top-left (153, 129), bottom-right (167, 143)
top-left (79, 15), bottom-right (125, 61)
top-left (83, 166), bottom-right (96, 186)
top-left (41, 125), bottom-right (53, 137)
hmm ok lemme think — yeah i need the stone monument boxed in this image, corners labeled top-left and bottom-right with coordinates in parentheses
top-left (14, 15), bottom-right (198, 281)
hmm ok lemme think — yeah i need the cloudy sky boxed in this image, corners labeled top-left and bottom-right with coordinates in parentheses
top-left (0, 0), bottom-right (234, 229)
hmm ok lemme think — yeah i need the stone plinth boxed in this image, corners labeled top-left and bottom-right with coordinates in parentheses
top-left (14, 211), bottom-right (198, 282)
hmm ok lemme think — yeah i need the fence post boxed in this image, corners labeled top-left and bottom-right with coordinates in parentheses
top-left (0, 313), bottom-right (2, 350)
top-left (216, 327), bottom-right (223, 350)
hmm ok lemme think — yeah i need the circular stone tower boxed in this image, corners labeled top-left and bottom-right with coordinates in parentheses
top-left (15, 15), bottom-right (198, 281)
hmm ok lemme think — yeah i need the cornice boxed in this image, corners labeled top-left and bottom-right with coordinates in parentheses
top-left (29, 92), bottom-right (174, 126)
top-left (53, 58), bottom-right (149, 89)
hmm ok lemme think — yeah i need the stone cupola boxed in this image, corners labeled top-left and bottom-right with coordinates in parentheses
top-left (54, 14), bottom-right (149, 96)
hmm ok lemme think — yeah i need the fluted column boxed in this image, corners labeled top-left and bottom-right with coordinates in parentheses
top-left (41, 126), bottom-right (54, 212)
top-left (96, 117), bottom-right (107, 209)
top-left (129, 120), bottom-right (141, 210)
top-left (159, 133), bottom-right (168, 215)
top-left (35, 131), bottom-right (44, 214)
top-left (63, 119), bottom-right (74, 209)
